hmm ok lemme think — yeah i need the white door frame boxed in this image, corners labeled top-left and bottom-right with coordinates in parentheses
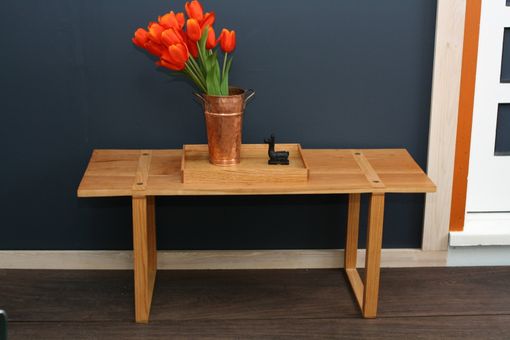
top-left (466, 0), bottom-right (510, 212)
top-left (451, 0), bottom-right (510, 246)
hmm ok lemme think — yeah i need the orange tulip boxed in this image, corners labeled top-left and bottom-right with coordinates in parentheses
top-left (186, 18), bottom-right (201, 42)
top-left (160, 43), bottom-right (189, 71)
top-left (185, 36), bottom-right (199, 58)
top-left (161, 28), bottom-right (184, 46)
top-left (148, 22), bottom-right (165, 44)
top-left (200, 12), bottom-right (215, 29)
top-left (132, 28), bottom-right (150, 48)
top-left (185, 0), bottom-right (204, 21)
top-left (144, 41), bottom-right (165, 57)
top-left (158, 11), bottom-right (185, 30)
top-left (218, 29), bottom-right (236, 53)
top-left (206, 27), bottom-right (216, 49)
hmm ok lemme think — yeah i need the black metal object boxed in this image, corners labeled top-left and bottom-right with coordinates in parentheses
top-left (0, 310), bottom-right (7, 340)
top-left (264, 134), bottom-right (290, 165)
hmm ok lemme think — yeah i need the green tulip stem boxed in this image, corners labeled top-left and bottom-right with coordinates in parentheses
top-left (188, 56), bottom-right (205, 83)
top-left (184, 64), bottom-right (206, 93)
top-left (222, 53), bottom-right (228, 84)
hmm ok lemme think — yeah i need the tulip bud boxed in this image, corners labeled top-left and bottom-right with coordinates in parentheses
top-left (218, 29), bottom-right (236, 53)
top-left (185, 0), bottom-right (204, 21)
top-left (200, 12), bottom-right (215, 29)
top-left (186, 18), bottom-right (201, 42)
top-left (160, 43), bottom-right (189, 71)
top-left (148, 22), bottom-right (165, 44)
top-left (162, 28), bottom-right (184, 46)
top-left (176, 13), bottom-right (185, 29)
top-left (159, 11), bottom-right (185, 30)
top-left (206, 27), bottom-right (216, 49)
top-left (132, 28), bottom-right (149, 48)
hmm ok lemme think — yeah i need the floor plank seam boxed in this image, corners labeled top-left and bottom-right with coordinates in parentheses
top-left (375, 312), bottom-right (510, 319)
top-left (9, 312), bottom-right (510, 324)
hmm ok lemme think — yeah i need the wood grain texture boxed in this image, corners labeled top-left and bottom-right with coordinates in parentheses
top-left (132, 196), bottom-right (157, 323)
top-left (147, 196), bottom-right (157, 286)
top-left (363, 193), bottom-right (385, 318)
top-left (2, 268), bottom-right (510, 321)
top-left (450, 0), bottom-right (482, 231)
top-left (423, 0), bottom-right (467, 251)
top-left (132, 150), bottom-right (152, 193)
top-left (181, 144), bottom-right (308, 184)
top-left (77, 149), bottom-right (435, 197)
top-left (345, 268), bottom-right (364, 309)
top-left (344, 194), bottom-right (361, 269)
top-left (352, 151), bottom-right (385, 188)
top-left (3, 268), bottom-right (510, 339)
top-left (10, 316), bottom-right (510, 340)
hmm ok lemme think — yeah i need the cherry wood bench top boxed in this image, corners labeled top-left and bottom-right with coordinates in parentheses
top-left (77, 148), bottom-right (436, 197)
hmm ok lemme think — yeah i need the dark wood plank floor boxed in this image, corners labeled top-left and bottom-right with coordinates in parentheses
top-left (1, 267), bottom-right (510, 339)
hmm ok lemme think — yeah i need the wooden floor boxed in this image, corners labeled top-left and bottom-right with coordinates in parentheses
top-left (2, 267), bottom-right (510, 339)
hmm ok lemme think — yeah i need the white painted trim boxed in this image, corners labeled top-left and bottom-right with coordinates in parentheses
top-left (466, 0), bottom-right (510, 212)
top-left (448, 245), bottom-right (510, 266)
top-left (0, 249), bottom-right (447, 270)
top-left (450, 213), bottom-right (510, 246)
top-left (423, 0), bottom-right (466, 251)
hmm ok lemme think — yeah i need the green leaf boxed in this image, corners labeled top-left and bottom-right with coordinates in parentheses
top-left (199, 26), bottom-right (208, 52)
top-left (226, 56), bottom-right (233, 74)
top-left (211, 51), bottom-right (221, 95)
top-left (206, 72), bottom-right (220, 95)
top-left (206, 73), bottom-right (215, 95)
top-left (196, 27), bottom-right (210, 78)
top-left (197, 27), bottom-right (208, 73)
top-left (221, 56), bottom-right (233, 95)
top-left (198, 27), bottom-right (227, 96)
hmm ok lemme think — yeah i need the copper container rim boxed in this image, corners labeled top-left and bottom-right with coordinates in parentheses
top-left (202, 87), bottom-right (246, 98)
top-left (205, 111), bottom-right (243, 117)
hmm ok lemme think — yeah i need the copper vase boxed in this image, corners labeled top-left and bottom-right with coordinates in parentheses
top-left (195, 87), bottom-right (255, 165)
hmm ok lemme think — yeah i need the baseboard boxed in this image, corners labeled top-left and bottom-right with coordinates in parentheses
top-left (450, 213), bottom-right (510, 246)
top-left (0, 249), bottom-right (447, 270)
top-left (448, 245), bottom-right (510, 266)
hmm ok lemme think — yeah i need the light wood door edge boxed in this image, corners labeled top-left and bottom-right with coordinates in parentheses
top-left (0, 249), bottom-right (447, 270)
top-left (423, 0), bottom-right (467, 251)
top-left (449, 0), bottom-right (482, 232)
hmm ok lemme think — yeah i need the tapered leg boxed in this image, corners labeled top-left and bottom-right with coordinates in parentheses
top-left (147, 196), bottom-right (157, 282)
top-left (344, 193), bottom-right (365, 308)
top-left (344, 194), bottom-right (361, 269)
top-left (132, 196), bottom-right (157, 323)
top-left (362, 193), bottom-right (385, 318)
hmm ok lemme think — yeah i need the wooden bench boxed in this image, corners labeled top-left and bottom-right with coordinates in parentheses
top-left (77, 148), bottom-right (436, 323)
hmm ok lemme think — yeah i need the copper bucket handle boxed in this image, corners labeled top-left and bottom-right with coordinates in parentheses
top-left (194, 92), bottom-right (207, 104)
top-left (194, 90), bottom-right (255, 103)
top-left (244, 89), bottom-right (255, 102)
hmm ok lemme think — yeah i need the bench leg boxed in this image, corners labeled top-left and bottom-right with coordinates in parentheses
top-left (132, 196), bottom-right (157, 323)
top-left (344, 193), bottom-right (385, 319)
top-left (362, 193), bottom-right (385, 318)
top-left (345, 193), bottom-right (361, 270)
top-left (344, 194), bottom-right (364, 309)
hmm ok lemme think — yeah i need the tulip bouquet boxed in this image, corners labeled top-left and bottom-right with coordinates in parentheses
top-left (132, 0), bottom-right (236, 96)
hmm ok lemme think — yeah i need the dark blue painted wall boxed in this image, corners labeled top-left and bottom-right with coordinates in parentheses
top-left (0, 0), bottom-right (436, 250)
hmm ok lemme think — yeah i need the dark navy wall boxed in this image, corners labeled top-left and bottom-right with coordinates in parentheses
top-left (0, 0), bottom-right (436, 250)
